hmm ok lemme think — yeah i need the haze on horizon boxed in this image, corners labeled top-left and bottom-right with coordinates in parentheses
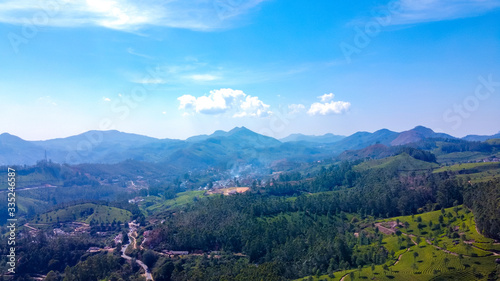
top-left (0, 0), bottom-right (499, 141)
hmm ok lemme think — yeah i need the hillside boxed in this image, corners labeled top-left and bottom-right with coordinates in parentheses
top-left (298, 205), bottom-right (499, 281)
top-left (354, 153), bottom-right (439, 172)
top-left (33, 203), bottom-right (132, 224)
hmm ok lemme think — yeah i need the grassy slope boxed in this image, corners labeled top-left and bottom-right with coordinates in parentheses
top-left (355, 153), bottom-right (438, 172)
top-left (140, 190), bottom-right (207, 213)
top-left (433, 162), bottom-right (500, 183)
top-left (34, 203), bottom-right (132, 224)
top-left (297, 206), bottom-right (499, 281)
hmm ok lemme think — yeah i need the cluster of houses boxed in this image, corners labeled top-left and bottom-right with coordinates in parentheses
top-left (114, 233), bottom-right (123, 245)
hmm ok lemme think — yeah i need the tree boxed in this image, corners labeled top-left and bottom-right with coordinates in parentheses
top-left (415, 236), bottom-right (422, 247)
top-left (464, 243), bottom-right (473, 255)
top-left (411, 263), bottom-right (418, 273)
top-left (413, 251), bottom-right (419, 262)
top-left (443, 257), bottom-right (450, 268)
top-left (122, 231), bottom-right (129, 245)
top-left (382, 264), bottom-right (389, 276)
top-left (142, 250), bottom-right (158, 268)
top-left (45, 270), bottom-right (59, 281)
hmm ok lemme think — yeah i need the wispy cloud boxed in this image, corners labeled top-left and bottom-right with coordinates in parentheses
top-left (132, 78), bottom-right (167, 85)
top-left (187, 74), bottom-right (220, 82)
top-left (127, 47), bottom-right (153, 59)
top-left (0, 0), bottom-right (269, 31)
top-left (319, 93), bottom-right (335, 103)
top-left (288, 104), bottom-right (305, 115)
top-left (389, 0), bottom-right (500, 25)
top-left (38, 96), bottom-right (58, 106)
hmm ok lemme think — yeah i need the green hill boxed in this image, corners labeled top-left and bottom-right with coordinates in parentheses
top-left (297, 206), bottom-right (499, 281)
top-left (355, 153), bottom-right (438, 172)
top-left (34, 203), bottom-right (132, 224)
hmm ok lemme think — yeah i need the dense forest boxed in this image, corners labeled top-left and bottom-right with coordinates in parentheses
top-left (463, 179), bottom-right (500, 240)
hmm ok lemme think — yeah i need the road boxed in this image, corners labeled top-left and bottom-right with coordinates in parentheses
top-left (0, 184), bottom-right (58, 193)
top-left (121, 222), bottom-right (153, 281)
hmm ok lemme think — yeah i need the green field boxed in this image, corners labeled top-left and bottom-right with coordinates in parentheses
top-left (297, 206), bottom-right (499, 281)
top-left (139, 190), bottom-right (207, 213)
top-left (33, 203), bottom-right (132, 224)
top-left (435, 151), bottom-right (495, 164)
top-left (433, 162), bottom-right (500, 173)
top-left (433, 162), bottom-right (500, 183)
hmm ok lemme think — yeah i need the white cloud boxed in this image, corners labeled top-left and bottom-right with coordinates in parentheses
top-left (308, 101), bottom-right (351, 115)
top-left (177, 88), bottom-right (271, 117)
top-left (0, 0), bottom-right (269, 31)
top-left (307, 94), bottom-right (351, 116)
top-left (103, 97), bottom-right (111, 102)
top-left (319, 93), bottom-right (335, 102)
top-left (389, 0), bottom-right (500, 25)
top-left (236, 95), bottom-right (271, 117)
top-left (288, 104), bottom-right (305, 115)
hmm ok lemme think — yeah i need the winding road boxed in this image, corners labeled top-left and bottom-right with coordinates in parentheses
top-left (121, 222), bottom-right (153, 281)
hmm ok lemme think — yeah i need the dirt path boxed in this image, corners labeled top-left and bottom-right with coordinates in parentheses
top-left (23, 223), bottom-right (37, 231)
top-left (393, 248), bottom-right (410, 266)
top-left (339, 273), bottom-right (349, 281)
top-left (375, 222), bottom-right (397, 235)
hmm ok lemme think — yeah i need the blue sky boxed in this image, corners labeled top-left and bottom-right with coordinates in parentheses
top-left (0, 0), bottom-right (499, 140)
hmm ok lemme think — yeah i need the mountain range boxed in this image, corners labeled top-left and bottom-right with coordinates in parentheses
top-left (0, 126), bottom-right (498, 167)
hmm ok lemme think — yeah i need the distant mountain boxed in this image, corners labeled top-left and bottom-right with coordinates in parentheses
top-left (164, 127), bottom-right (284, 170)
top-left (327, 128), bottom-right (399, 153)
top-left (391, 126), bottom-right (455, 146)
top-left (0, 133), bottom-right (45, 165)
top-left (33, 130), bottom-right (160, 149)
top-left (0, 126), bottom-right (492, 167)
top-left (185, 130), bottom-right (227, 142)
top-left (462, 131), bottom-right (500, 142)
top-left (280, 133), bottom-right (345, 143)
top-left (31, 130), bottom-right (168, 164)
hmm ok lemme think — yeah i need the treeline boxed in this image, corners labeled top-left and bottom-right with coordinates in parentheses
top-left (2, 233), bottom-right (99, 276)
top-left (153, 257), bottom-right (286, 281)
top-left (62, 253), bottom-right (145, 281)
top-left (463, 179), bottom-right (500, 239)
top-left (439, 139), bottom-right (499, 154)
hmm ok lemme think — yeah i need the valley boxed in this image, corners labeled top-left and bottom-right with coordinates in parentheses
top-left (0, 126), bottom-right (499, 281)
